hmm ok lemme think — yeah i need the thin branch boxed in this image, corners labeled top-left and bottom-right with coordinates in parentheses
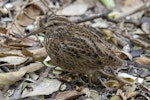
top-left (40, 0), bottom-right (55, 15)
top-left (116, 2), bottom-right (150, 20)
top-left (122, 33), bottom-right (150, 50)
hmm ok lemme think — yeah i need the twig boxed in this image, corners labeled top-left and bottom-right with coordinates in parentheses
top-left (73, 12), bottom-right (110, 23)
top-left (122, 32), bottom-right (150, 50)
top-left (73, 12), bottom-right (141, 27)
top-left (8, 0), bottom-right (30, 35)
top-left (126, 61), bottom-right (150, 70)
top-left (99, 69), bottom-right (133, 85)
top-left (116, 2), bottom-right (150, 20)
top-left (40, 0), bottom-right (55, 15)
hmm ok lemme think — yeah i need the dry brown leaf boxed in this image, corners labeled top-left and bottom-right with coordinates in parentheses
top-left (0, 56), bottom-right (29, 65)
top-left (115, 50), bottom-right (132, 61)
top-left (136, 56), bottom-right (150, 66)
top-left (9, 40), bottom-right (36, 47)
top-left (10, 1), bottom-right (45, 34)
top-left (110, 95), bottom-right (122, 100)
top-left (90, 90), bottom-right (100, 100)
top-left (61, 3), bottom-right (88, 16)
top-left (124, 0), bottom-right (142, 8)
top-left (0, 70), bottom-right (26, 89)
top-left (22, 49), bottom-right (33, 57)
top-left (31, 0), bottom-right (50, 14)
top-left (19, 62), bottom-right (44, 73)
top-left (29, 47), bottom-right (48, 61)
top-left (116, 89), bottom-right (127, 100)
top-left (104, 80), bottom-right (119, 88)
top-left (16, 4), bottom-right (43, 26)
top-left (0, 26), bottom-right (7, 34)
top-left (102, 29), bottom-right (118, 45)
top-left (21, 78), bottom-right (61, 98)
top-left (55, 90), bottom-right (83, 100)
top-left (118, 73), bottom-right (143, 84)
top-left (127, 91), bottom-right (139, 99)
top-left (0, 49), bottom-right (23, 57)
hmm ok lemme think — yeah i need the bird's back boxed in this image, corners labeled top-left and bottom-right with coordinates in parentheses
top-left (44, 16), bottom-right (124, 74)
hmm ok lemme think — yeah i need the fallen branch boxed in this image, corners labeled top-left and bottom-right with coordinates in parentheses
top-left (73, 12), bottom-right (141, 27)
top-left (116, 2), bottom-right (150, 20)
top-left (122, 33), bottom-right (150, 50)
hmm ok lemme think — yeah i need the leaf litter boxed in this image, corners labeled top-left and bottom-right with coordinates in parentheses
top-left (0, 0), bottom-right (150, 100)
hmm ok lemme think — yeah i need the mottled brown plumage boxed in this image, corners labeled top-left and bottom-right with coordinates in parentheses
top-left (27, 16), bottom-right (125, 74)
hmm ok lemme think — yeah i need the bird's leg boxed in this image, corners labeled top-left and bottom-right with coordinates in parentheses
top-left (87, 73), bottom-right (98, 87)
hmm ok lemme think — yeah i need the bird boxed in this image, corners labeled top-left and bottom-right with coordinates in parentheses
top-left (25, 15), bottom-right (126, 78)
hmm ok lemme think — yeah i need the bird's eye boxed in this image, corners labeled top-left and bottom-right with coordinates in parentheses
top-left (43, 18), bottom-right (47, 23)
top-left (53, 22), bottom-right (57, 26)
top-left (39, 18), bottom-right (48, 27)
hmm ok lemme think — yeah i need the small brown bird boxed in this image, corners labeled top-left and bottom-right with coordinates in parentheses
top-left (25, 15), bottom-right (125, 75)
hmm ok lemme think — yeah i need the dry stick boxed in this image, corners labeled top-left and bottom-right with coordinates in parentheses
top-left (116, 2), bottom-right (150, 20)
top-left (74, 2), bottom-right (150, 26)
top-left (73, 12), bottom-right (109, 23)
top-left (40, 0), bottom-right (56, 15)
top-left (8, 0), bottom-right (30, 35)
top-left (74, 12), bottom-right (141, 27)
top-left (99, 69), bottom-right (133, 85)
top-left (122, 32), bottom-right (150, 50)
top-left (126, 61), bottom-right (150, 70)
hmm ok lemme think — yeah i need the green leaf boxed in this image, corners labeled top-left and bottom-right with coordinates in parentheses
top-left (100, 0), bottom-right (115, 8)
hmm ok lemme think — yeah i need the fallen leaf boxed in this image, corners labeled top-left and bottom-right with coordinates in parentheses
top-left (61, 3), bottom-right (88, 16)
top-left (130, 48), bottom-right (144, 58)
top-left (110, 95), bottom-right (122, 100)
top-left (108, 11), bottom-right (120, 19)
top-left (21, 78), bottom-right (61, 98)
top-left (0, 56), bottom-right (29, 65)
top-left (127, 91), bottom-right (139, 99)
top-left (0, 26), bottom-right (7, 34)
top-left (90, 90), bottom-right (100, 100)
top-left (19, 62), bottom-right (44, 73)
top-left (116, 89), bottom-right (127, 100)
top-left (104, 80), bottom-right (119, 88)
top-left (0, 49), bottom-right (23, 57)
top-left (29, 47), bottom-right (48, 61)
top-left (118, 73), bottom-right (144, 84)
top-left (101, 0), bottom-right (115, 8)
top-left (102, 29), bottom-right (118, 46)
top-left (123, 84), bottom-right (136, 92)
top-left (55, 90), bottom-right (83, 100)
top-left (0, 71), bottom-right (26, 89)
top-left (136, 56), bottom-right (150, 66)
top-left (116, 50), bottom-right (132, 61)
top-left (16, 4), bottom-right (43, 26)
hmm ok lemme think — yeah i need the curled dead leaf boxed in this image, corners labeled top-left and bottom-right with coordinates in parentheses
top-left (16, 4), bottom-right (43, 26)
top-left (118, 73), bottom-right (144, 84)
top-left (115, 50), bottom-right (132, 61)
top-left (136, 56), bottom-right (150, 66)
top-left (0, 56), bottom-right (29, 65)
top-left (21, 78), bottom-right (61, 98)
top-left (19, 62), bottom-right (44, 73)
top-left (104, 80), bottom-right (119, 88)
top-left (55, 90), bottom-right (83, 100)
top-left (61, 3), bottom-right (88, 16)
top-left (102, 29), bottom-right (118, 46)
top-left (0, 49), bottom-right (23, 57)
top-left (0, 26), bottom-right (7, 34)
top-left (0, 70), bottom-right (26, 89)
top-left (29, 47), bottom-right (48, 61)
